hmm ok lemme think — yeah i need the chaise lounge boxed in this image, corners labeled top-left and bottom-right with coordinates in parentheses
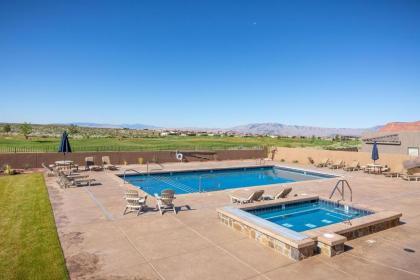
top-left (343, 161), bottom-right (360, 171)
top-left (315, 158), bottom-right (330, 167)
top-left (85, 157), bottom-right (103, 171)
top-left (102, 156), bottom-right (118, 171)
top-left (329, 160), bottom-right (345, 169)
top-left (230, 190), bottom-right (264, 204)
top-left (262, 187), bottom-right (292, 200)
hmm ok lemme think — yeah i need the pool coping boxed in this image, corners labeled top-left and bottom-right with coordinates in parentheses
top-left (117, 164), bottom-right (338, 179)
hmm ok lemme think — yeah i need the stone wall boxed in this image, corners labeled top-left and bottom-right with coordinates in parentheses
top-left (218, 212), bottom-right (315, 261)
top-left (338, 218), bottom-right (400, 240)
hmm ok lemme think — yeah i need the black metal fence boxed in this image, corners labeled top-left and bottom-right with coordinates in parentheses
top-left (0, 145), bottom-right (264, 153)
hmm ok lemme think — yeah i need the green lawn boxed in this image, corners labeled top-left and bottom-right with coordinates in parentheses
top-left (0, 135), bottom-right (360, 152)
top-left (0, 174), bottom-right (69, 280)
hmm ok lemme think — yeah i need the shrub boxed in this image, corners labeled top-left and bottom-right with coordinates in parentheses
top-left (292, 160), bottom-right (299, 163)
top-left (19, 122), bottom-right (32, 140)
top-left (3, 124), bottom-right (11, 133)
top-left (3, 165), bottom-right (16, 175)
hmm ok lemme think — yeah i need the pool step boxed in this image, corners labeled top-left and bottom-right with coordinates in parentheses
top-left (151, 176), bottom-right (197, 193)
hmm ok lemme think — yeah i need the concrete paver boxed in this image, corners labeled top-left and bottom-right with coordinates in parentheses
top-left (45, 160), bottom-right (420, 279)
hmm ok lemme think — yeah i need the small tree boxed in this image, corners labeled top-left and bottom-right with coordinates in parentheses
top-left (68, 124), bottom-right (79, 135)
top-left (20, 122), bottom-right (32, 140)
top-left (3, 124), bottom-right (11, 133)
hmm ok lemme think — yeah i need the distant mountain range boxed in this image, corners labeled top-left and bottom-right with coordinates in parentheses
top-left (64, 122), bottom-right (381, 137)
top-left (68, 122), bottom-right (158, 129)
top-left (227, 123), bottom-right (381, 137)
top-left (379, 121), bottom-right (420, 132)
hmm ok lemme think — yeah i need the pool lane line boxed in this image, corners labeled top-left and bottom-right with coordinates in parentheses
top-left (84, 186), bottom-right (114, 221)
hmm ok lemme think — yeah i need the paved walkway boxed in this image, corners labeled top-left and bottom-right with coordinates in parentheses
top-left (45, 160), bottom-right (420, 279)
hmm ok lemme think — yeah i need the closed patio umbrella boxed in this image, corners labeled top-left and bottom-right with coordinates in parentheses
top-left (58, 131), bottom-right (72, 161)
top-left (371, 141), bottom-right (379, 164)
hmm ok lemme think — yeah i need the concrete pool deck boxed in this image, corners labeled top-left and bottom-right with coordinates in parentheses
top-left (45, 160), bottom-right (420, 279)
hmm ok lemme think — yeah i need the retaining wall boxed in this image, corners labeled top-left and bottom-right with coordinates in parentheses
top-left (0, 149), bottom-right (266, 169)
top-left (274, 147), bottom-right (413, 171)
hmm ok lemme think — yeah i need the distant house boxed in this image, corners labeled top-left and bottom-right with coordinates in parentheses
top-left (340, 135), bottom-right (359, 141)
top-left (361, 131), bottom-right (420, 156)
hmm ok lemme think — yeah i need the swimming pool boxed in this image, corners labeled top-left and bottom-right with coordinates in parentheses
top-left (122, 166), bottom-right (334, 195)
top-left (247, 199), bottom-right (373, 232)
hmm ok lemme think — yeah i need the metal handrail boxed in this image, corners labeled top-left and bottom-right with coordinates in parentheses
top-left (123, 169), bottom-right (142, 183)
top-left (329, 179), bottom-right (352, 202)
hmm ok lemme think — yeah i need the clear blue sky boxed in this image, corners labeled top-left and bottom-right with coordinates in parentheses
top-left (0, 0), bottom-right (419, 128)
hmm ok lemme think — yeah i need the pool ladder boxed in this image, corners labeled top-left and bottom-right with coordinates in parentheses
top-left (123, 169), bottom-right (142, 184)
top-left (329, 179), bottom-right (352, 202)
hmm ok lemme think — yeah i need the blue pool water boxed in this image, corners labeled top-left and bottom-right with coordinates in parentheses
top-left (122, 166), bottom-right (334, 195)
top-left (247, 199), bottom-right (373, 232)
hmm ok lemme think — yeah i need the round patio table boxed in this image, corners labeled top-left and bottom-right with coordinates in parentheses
top-left (55, 160), bottom-right (74, 166)
top-left (367, 164), bottom-right (383, 174)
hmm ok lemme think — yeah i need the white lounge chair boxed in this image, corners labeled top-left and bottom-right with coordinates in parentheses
top-left (85, 157), bottom-right (103, 171)
top-left (401, 173), bottom-right (420, 181)
top-left (329, 160), bottom-right (345, 169)
top-left (343, 161), bottom-right (360, 171)
top-left (230, 190), bottom-right (264, 204)
top-left (315, 158), bottom-right (329, 167)
top-left (383, 168), bottom-right (405, 178)
top-left (155, 189), bottom-right (177, 215)
top-left (262, 187), bottom-right (292, 200)
top-left (60, 176), bottom-right (96, 188)
top-left (102, 156), bottom-right (118, 170)
top-left (42, 162), bottom-right (55, 177)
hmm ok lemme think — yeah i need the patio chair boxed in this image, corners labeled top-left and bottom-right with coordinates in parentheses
top-left (102, 156), bottom-right (118, 171)
top-left (383, 168), bottom-right (405, 178)
top-left (230, 190), bottom-right (264, 204)
top-left (380, 165), bottom-right (390, 173)
top-left (315, 158), bottom-right (329, 167)
top-left (155, 189), bottom-right (177, 215)
top-left (329, 160), bottom-right (345, 169)
top-left (123, 195), bottom-right (147, 216)
top-left (343, 161), bottom-right (360, 171)
top-left (85, 157), bottom-right (103, 171)
top-left (262, 187), bottom-right (292, 200)
top-left (61, 175), bottom-right (96, 188)
top-left (401, 172), bottom-right (420, 181)
top-left (42, 162), bottom-right (55, 177)
top-left (124, 189), bottom-right (139, 199)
